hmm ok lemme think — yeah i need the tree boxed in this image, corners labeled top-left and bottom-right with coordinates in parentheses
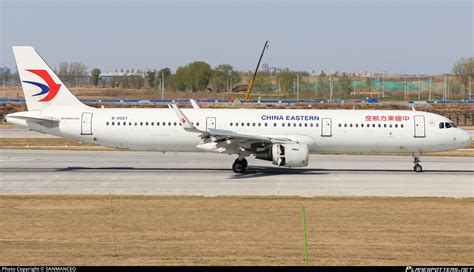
top-left (131, 75), bottom-right (144, 89)
top-left (317, 71), bottom-right (329, 92)
top-left (146, 71), bottom-right (156, 88)
top-left (253, 72), bottom-right (272, 92)
top-left (174, 61), bottom-right (212, 92)
top-left (339, 73), bottom-right (352, 96)
top-left (452, 57), bottom-right (474, 96)
top-left (276, 71), bottom-right (297, 92)
top-left (155, 67), bottom-right (172, 89)
top-left (57, 62), bottom-right (87, 77)
top-left (209, 64), bottom-right (240, 92)
top-left (90, 68), bottom-right (101, 87)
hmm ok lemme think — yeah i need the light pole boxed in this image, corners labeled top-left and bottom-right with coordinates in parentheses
top-left (418, 76), bottom-right (421, 101)
top-left (469, 76), bottom-right (472, 100)
top-left (329, 76), bottom-right (333, 101)
top-left (429, 77), bottom-right (432, 101)
top-left (296, 74), bottom-right (300, 101)
top-left (404, 77), bottom-right (407, 100)
top-left (161, 72), bottom-right (165, 100)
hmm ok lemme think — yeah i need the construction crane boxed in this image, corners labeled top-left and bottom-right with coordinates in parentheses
top-left (244, 40), bottom-right (269, 102)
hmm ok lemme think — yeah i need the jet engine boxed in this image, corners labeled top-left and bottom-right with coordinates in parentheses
top-left (255, 143), bottom-right (309, 167)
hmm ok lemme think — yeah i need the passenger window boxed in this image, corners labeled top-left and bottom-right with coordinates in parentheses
top-left (145, 122), bottom-right (148, 126)
top-left (129, 122), bottom-right (132, 126)
top-left (264, 123), bottom-right (267, 126)
top-left (168, 122), bottom-right (171, 126)
top-left (350, 124), bottom-right (353, 127)
top-left (372, 124), bottom-right (375, 128)
top-left (117, 122), bottom-right (120, 126)
top-left (282, 123), bottom-right (285, 127)
top-left (252, 123), bottom-right (255, 126)
top-left (112, 122), bottom-right (115, 126)
top-left (389, 124), bottom-right (392, 128)
top-left (383, 124), bottom-right (387, 128)
top-left (106, 122), bottom-right (109, 126)
top-left (338, 124), bottom-right (341, 127)
top-left (316, 123), bottom-right (319, 127)
top-left (241, 123), bottom-right (244, 126)
top-left (310, 123), bottom-right (313, 127)
top-left (157, 122), bottom-right (160, 126)
top-left (378, 124), bottom-right (381, 128)
top-left (361, 124), bottom-right (364, 128)
top-left (299, 123), bottom-right (302, 127)
top-left (304, 123), bottom-right (308, 127)
top-left (247, 123), bottom-right (250, 126)
top-left (401, 124), bottom-right (404, 128)
top-left (230, 122), bottom-right (233, 126)
top-left (151, 122), bottom-right (154, 126)
top-left (293, 123), bottom-right (297, 127)
top-left (395, 124), bottom-right (398, 128)
top-left (258, 123), bottom-right (261, 127)
top-left (355, 124), bottom-right (358, 128)
top-left (344, 124), bottom-right (347, 127)
top-left (235, 123), bottom-right (239, 127)
top-left (196, 122), bottom-right (199, 126)
top-left (174, 122), bottom-right (177, 126)
top-left (162, 122), bottom-right (166, 126)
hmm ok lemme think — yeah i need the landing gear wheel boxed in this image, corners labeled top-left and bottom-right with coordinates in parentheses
top-left (232, 159), bottom-right (247, 173)
top-left (413, 164), bottom-right (423, 173)
top-left (241, 158), bottom-right (248, 169)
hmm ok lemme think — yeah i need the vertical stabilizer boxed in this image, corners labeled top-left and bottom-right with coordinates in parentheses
top-left (12, 46), bottom-right (86, 111)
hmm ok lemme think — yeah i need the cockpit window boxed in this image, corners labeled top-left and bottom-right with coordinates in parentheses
top-left (445, 122), bottom-right (452, 128)
top-left (450, 122), bottom-right (457, 128)
top-left (439, 122), bottom-right (444, 129)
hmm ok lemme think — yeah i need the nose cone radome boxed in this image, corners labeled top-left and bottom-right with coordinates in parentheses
top-left (461, 131), bottom-right (472, 148)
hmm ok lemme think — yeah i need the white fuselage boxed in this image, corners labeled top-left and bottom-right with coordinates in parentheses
top-left (11, 107), bottom-right (471, 154)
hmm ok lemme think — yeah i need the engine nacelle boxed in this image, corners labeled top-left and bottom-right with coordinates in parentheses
top-left (256, 143), bottom-right (309, 167)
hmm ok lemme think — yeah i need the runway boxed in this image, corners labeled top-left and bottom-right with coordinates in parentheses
top-left (1, 149), bottom-right (472, 197)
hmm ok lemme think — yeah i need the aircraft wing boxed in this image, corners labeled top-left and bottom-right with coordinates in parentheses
top-left (171, 104), bottom-right (293, 147)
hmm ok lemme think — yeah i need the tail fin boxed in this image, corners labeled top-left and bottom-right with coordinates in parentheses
top-left (13, 46), bottom-right (86, 111)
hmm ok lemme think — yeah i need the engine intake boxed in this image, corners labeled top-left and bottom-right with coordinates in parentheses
top-left (256, 143), bottom-right (309, 167)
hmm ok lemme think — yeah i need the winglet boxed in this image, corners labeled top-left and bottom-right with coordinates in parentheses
top-left (190, 99), bottom-right (201, 109)
top-left (171, 104), bottom-right (202, 133)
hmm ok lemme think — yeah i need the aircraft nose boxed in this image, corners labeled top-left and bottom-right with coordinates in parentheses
top-left (461, 131), bottom-right (472, 147)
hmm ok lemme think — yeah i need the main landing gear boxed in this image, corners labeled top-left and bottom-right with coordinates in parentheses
top-left (412, 153), bottom-right (423, 173)
top-left (232, 158), bottom-right (248, 173)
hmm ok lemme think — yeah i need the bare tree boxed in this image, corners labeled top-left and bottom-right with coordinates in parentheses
top-left (452, 57), bottom-right (474, 96)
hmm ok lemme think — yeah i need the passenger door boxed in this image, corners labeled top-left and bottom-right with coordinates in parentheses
top-left (414, 115), bottom-right (425, 138)
top-left (206, 117), bottom-right (216, 131)
top-left (81, 112), bottom-right (93, 135)
top-left (321, 118), bottom-right (332, 137)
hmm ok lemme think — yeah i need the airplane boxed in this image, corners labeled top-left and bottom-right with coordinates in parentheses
top-left (6, 46), bottom-right (472, 173)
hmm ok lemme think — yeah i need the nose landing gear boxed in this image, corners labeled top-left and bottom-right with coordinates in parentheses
top-left (232, 158), bottom-right (248, 173)
top-left (412, 153), bottom-right (423, 172)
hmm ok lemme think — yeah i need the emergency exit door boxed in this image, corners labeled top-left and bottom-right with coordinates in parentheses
top-left (321, 118), bottom-right (332, 137)
top-left (414, 115), bottom-right (425, 138)
top-left (206, 117), bottom-right (216, 131)
top-left (81, 112), bottom-right (93, 135)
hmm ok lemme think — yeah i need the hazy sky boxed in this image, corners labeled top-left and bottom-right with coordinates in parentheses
top-left (1, 0), bottom-right (472, 74)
